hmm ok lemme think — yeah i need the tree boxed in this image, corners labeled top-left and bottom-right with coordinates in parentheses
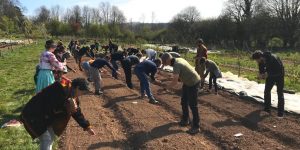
top-left (35, 6), bottom-right (50, 24)
top-left (267, 0), bottom-right (300, 48)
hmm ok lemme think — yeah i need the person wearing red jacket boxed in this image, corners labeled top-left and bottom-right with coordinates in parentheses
top-left (195, 38), bottom-right (208, 89)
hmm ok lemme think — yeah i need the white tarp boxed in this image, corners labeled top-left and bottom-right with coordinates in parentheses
top-left (162, 66), bottom-right (300, 114)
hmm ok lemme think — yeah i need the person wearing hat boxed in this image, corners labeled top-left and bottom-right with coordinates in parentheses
top-left (134, 59), bottom-right (162, 104)
top-left (161, 53), bottom-right (201, 134)
top-left (20, 78), bottom-right (95, 150)
top-left (121, 55), bottom-right (140, 89)
top-left (195, 38), bottom-right (208, 89)
top-left (199, 57), bottom-right (222, 95)
top-left (36, 40), bottom-right (64, 93)
top-left (252, 50), bottom-right (285, 118)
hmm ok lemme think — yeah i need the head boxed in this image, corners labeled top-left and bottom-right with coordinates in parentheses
top-left (141, 49), bottom-right (146, 54)
top-left (54, 45), bottom-right (66, 56)
top-left (45, 40), bottom-right (57, 52)
top-left (161, 53), bottom-right (173, 66)
top-left (154, 58), bottom-right (162, 68)
top-left (71, 78), bottom-right (90, 97)
top-left (199, 57), bottom-right (207, 64)
top-left (251, 50), bottom-right (264, 64)
top-left (104, 55), bottom-right (111, 61)
top-left (57, 41), bottom-right (63, 47)
top-left (197, 38), bottom-right (204, 45)
top-left (136, 53), bottom-right (143, 59)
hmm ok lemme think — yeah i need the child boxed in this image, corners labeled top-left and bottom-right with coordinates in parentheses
top-left (199, 57), bottom-right (222, 94)
top-left (134, 59), bottom-right (162, 104)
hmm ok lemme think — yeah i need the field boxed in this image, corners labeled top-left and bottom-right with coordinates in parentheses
top-left (0, 43), bottom-right (300, 150)
top-left (0, 42), bottom-right (42, 149)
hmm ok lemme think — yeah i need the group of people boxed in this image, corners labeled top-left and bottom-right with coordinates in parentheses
top-left (20, 38), bottom-right (286, 149)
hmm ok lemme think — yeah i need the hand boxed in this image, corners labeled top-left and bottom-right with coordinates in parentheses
top-left (86, 128), bottom-right (96, 135)
top-left (116, 71), bottom-right (121, 75)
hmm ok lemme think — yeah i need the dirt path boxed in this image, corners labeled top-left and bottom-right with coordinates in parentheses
top-left (59, 57), bottom-right (300, 150)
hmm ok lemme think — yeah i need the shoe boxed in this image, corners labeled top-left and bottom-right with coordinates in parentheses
top-left (187, 127), bottom-right (200, 135)
top-left (178, 120), bottom-right (190, 127)
top-left (95, 91), bottom-right (103, 95)
top-left (140, 94), bottom-right (148, 99)
top-left (277, 113), bottom-right (284, 119)
top-left (149, 98), bottom-right (159, 104)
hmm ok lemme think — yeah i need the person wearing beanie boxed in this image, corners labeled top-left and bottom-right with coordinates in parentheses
top-left (161, 53), bottom-right (201, 134)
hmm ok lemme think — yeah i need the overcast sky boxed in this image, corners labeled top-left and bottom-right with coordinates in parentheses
top-left (21, 0), bottom-right (227, 23)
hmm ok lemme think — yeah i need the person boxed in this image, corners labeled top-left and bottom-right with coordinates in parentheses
top-left (89, 56), bottom-right (120, 95)
top-left (199, 57), bottom-right (222, 94)
top-left (161, 53), bottom-right (201, 134)
top-left (195, 38), bottom-right (208, 89)
top-left (20, 78), bottom-right (95, 150)
top-left (53, 45), bottom-right (76, 79)
top-left (108, 39), bottom-right (118, 54)
top-left (81, 59), bottom-right (94, 82)
top-left (121, 55), bottom-right (140, 89)
top-left (36, 40), bottom-right (64, 93)
top-left (76, 46), bottom-right (94, 71)
top-left (71, 40), bottom-right (80, 57)
top-left (127, 48), bottom-right (140, 55)
top-left (110, 51), bottom-right (126, 76)
top-left (159, 52), bottom-right (181, 70)
top-left (142, 49), bottom-right (157, 61)
top-left (252, 50), bottom-right (285, 118)
top-left (134, 59), bottom-right (162, 104)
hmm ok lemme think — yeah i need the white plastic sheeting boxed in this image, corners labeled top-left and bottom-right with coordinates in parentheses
top-left (162, 66), bottom-right (300, 114)
top-left (218, 72), bottom-right (300, 114)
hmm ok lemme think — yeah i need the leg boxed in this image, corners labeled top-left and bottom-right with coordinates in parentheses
top-left (141, 73), bottom-right (154, 99)
top-left (188, 83), bottom-right (200, 129)
top-left (124, 65), bottom-right (133, 88)
top-left (181, 85), bottom-right (190, 123)
top-left (208, 73), bottom-right (213, 90)
top-left (91, 67), bottom-right (101, 93)
top-left (264, 77), bottom-right (276, 112)
top-left (276, 76), bottom-right (285, 116)
top-left (39, 128), bottom-right (55, 150)
top-left (213, 74), bottom-right (218, 93)
top-left (135, 70), bottom-right (145, 96)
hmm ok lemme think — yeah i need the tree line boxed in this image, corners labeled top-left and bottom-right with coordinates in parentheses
top-left (1, 0), bottom-right (300, 50)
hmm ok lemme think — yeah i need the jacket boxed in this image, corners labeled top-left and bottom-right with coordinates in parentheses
top-left (20, 81), bottom-right (90, 139)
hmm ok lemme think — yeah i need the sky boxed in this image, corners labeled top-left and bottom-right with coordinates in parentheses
top-left (20, 0), bottom-right (227, 23)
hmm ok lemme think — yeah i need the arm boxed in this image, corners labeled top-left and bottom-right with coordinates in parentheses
top-left (66, 65), bottom-right (76, 73)
top-left (71, 99), bottom-right (95, 135)
top-left (49, 53), bottom-right (64, 71)
top-left (167, 74), bottom-right (179, 89)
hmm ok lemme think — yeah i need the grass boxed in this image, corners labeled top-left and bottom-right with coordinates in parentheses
top-left (0, 41), bottom-right (43, 149)
top-left (181, 50), bottom-right (300, 92)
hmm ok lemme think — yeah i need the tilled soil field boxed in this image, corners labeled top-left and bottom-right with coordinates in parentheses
top-left (59, 58), bottom-right (300, 150)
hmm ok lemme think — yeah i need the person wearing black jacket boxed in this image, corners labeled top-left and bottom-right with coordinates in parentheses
top-left (20, 78), bottom-right (95, 150)
top-left (121, 55), bottom-right (140, 89)
top-left (252, 50), bottom-right (285, 117)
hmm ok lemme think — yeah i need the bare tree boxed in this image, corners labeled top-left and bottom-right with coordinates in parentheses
top-left (174, 6), bottom-right (200, 23)
top-left (267, 0), bottom-right (300, 47)
top-left (35, 6), bottom-right (50, 23)
top-left (99, 2), bottom-right (111, 24)
top-left (110, 6), bottom-right (126, 24)
top-left (50, 5), bottom-right (62, 21)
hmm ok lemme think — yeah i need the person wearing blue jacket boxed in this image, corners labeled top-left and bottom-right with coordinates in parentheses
top-left (134, 59), bottom-right (162, 104)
